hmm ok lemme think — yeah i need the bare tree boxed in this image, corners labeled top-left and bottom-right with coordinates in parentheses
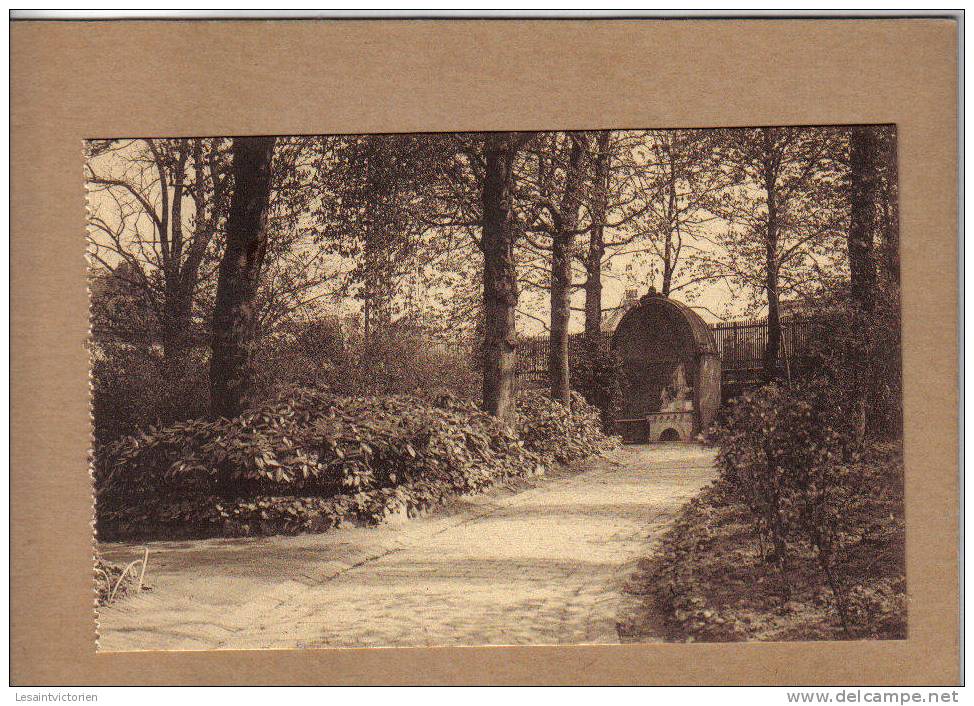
top-left (635, 129), bottom-right (727, 298)
top-left (209, 137), bottom-right (277, 419)
top-left (86, 138), bottom-right (231, 359)
top-left (579, 130), bottom-right (718, 343)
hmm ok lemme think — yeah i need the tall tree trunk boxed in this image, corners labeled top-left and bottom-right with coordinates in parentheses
top-left (880, 127), bottom-right (900, 285)
top-left (549, 237), bottom-right (573, 402)
top-left (764, 256), bottom-right (781, 382)
top-left (661, 136), bottom-right (677, 296)
top-left (162, 141), bottom-right (190, 360)
top-left (849, 126), bottom-right (881, 445)
top-left (762, 143), bottom-right (781, 382)
top-left (209, 136), bottom-right (276, 419)
top-left (583, 250), bottom-right (603, 343)
top-left (584, 131), bottom-right (611, 345)
top-left (549, 133), bottom-right (587, 403)
top-left (850, 127), bottom-right (879, 314)
top-left (481, 133), bottom-right (521, 420)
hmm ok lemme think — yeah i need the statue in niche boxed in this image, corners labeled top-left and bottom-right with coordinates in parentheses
top-left (659, 363), bottom-right (693, 412)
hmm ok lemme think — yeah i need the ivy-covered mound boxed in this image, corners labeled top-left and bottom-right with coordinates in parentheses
top-left (96, 388), bottom-right (618, 541)
top-left (647, 384), bottom-right (905, 642)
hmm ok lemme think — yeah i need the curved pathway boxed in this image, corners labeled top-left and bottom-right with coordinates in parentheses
top-left (97, 444), bottom-right (715, 651)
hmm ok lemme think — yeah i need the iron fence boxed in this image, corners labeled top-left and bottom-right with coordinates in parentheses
top-left (514, 317), bottom-right (814, 376)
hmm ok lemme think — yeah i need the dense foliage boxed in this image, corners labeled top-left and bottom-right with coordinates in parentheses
top-left (650, 442), bottom-right (905, 642)
top-left (95, 389), bottom-right (616, 540)
top-left (515, 390), bottom-right (620, 464)
top-left (91, 347), bottom-right (211, 446)
top-left (801, 296), bottom-right (904, 441)
top-left (569, 343), bottom-right (624, 432)
top-left (91, 323), bottom-right (479, 448)
top-left (252, 325), bottom-right (479, 403)
top-left (704, 382), bottom-right (905, 639)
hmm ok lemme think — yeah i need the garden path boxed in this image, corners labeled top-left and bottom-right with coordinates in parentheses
top-left (97, 444), bottom-right (715, 651)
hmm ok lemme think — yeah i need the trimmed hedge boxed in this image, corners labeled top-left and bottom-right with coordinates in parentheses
top-left (95, 388), bottom-right (618, 541)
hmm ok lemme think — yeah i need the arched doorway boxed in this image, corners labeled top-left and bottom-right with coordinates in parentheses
top-left (658, 428), bottom-right (682, 442)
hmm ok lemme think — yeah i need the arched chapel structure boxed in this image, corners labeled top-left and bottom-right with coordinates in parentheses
top-left (611, 289), bottom-right (721, 443)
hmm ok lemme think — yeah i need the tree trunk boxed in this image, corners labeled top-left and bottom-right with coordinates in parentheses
top-left (549, 237), bottom-right (573, 402)
top-left (662, 137), bottom-right (677, 296)
top-left (163, 283), bottom-right (195, 360)
top-left (762, 146), bottom-right (781, 382)
top-left (209, 136), bottom-right (276, 419)
top-left (360, 147), bottom-right (393, 343)
top-left (481, 133), bottom-right (521, 420)
top-left (584, 131), bottom-right (611, 346)
top-left (880, 127), bottom-right (900, 285)
top-left (162, 141), bottom-right (190, 360)
top-left (849, 126), bottom-right (879, 314)
top-left (764, 260), bottom-right (781, 382)
top-left (849, 126), bottom-right (881, 446)
top-left (164, 140), bottom-right (227, 358)
top-left (549, 133), bottom-right (587, 402)
top-left (583, 254), bottom-right (603, 344)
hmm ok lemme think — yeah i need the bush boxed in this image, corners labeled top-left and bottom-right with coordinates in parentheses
top-left (91, 345), bottom-right (210, 446)
top-left (96, 388), bottom-right (550, 539)
top-left (713, 381), bottom-right (905, 638)
top-left (515, 390), bottom-right (620, 464)
top-left (649, 443), bottom-right (905, 642)
top-left (96, 387), bottom-right (618, 541)
top-left (570, 342), bottom-right (624, 432)
top-left (91, 322), bottom-right (480, 449)
top-left (801, 295), bottom-right (903, 441)
top-left (251, 324), bottom-right (480, 403)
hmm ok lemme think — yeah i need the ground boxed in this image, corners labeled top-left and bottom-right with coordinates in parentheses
top-left (96, 444), bottom-right (716, 651)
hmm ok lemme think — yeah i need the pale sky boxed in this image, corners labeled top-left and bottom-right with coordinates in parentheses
top-left (85, 135), bottom-right (769, 343)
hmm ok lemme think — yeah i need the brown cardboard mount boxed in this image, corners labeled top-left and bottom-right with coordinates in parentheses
top-left (10, 18), bottom-right (959, 685)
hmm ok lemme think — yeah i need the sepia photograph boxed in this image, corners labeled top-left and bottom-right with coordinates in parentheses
top-left (86, 126), bottom-right (906, 651)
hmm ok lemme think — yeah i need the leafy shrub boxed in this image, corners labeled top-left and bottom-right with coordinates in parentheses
top-left (96, 387), bottom-right (618, 541)
top-left (650, 447), bottom-right (905, 642)
top-left (515, 390), bottom-right (620, 464)
top-left (91, 321), bottom-right (479, 449)
top-left (91, 345), bottom-right (210, 446)
top-left (97, 389), bottom-right (547, 539)
top-left (800, 295), bottom-right (903, 442)
top-left (716, 383), bottom-right (844, 561)
top-left (570, 342), bottom-right (624, 432)
top-left (713, 381), bottom-right (903, 637)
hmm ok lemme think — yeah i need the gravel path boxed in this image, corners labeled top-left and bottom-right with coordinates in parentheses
top-left (96, 444), bottom-right (715, 651)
